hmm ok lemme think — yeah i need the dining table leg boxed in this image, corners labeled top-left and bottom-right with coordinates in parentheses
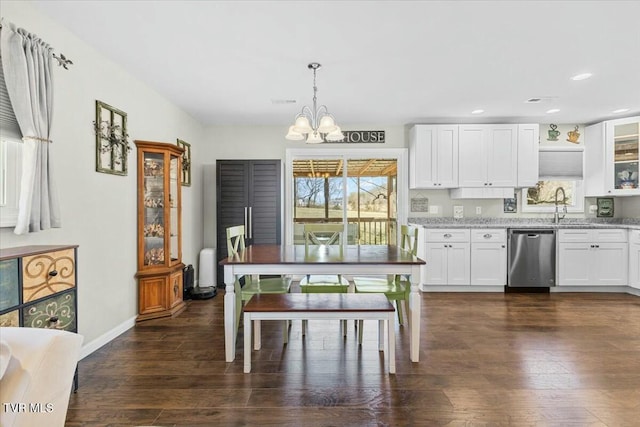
top-left (224, 266), bottom-right (236, 362)
top-left (409, 264), bottom-right (421, 362)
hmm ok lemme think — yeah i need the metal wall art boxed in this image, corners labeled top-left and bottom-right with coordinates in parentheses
top-left (177, 139), bottom-right (191, 186)
top-left (94, 100), bottom-right (131, 175)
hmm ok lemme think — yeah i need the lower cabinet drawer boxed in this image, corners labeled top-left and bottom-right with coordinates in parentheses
top-left (22, 290), bottom-right (76, 332)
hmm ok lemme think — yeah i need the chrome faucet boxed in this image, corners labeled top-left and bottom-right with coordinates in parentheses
top-left (554, 186), bottom-right (567, 224)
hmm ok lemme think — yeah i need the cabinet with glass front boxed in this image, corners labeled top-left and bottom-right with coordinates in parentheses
top-left (585, 116), bottom-right (640, 197)
top-left (135, 140), bottom-right (185, 321)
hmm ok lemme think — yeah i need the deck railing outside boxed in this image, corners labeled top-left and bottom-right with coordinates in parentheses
top-left (294, 217), bottom-right (396, 245)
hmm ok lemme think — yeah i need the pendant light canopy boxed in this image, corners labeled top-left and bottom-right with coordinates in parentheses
top-left (285, 63), bottom-right (344, 143)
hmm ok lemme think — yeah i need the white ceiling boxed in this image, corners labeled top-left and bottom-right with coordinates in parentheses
top-left (32, 0), bottom-right (640, 128)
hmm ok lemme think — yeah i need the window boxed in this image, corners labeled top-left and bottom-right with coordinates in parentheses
top-left (0, 53), bottom-right (23, 227)
top-left (521, 180), bottom-right (584, 213)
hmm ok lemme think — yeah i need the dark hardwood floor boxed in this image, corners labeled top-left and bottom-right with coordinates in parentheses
top-left (66, 291), bottom-right (640, 426)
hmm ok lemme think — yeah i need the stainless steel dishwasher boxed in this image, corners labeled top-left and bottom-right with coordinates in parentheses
top-left (508, 229), bottom-right (556, 287)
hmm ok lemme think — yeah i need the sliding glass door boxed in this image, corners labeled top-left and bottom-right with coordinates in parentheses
top-left (287, 149), bottom-right (406, 246)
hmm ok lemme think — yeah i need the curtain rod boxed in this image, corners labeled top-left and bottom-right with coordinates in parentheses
top-left (0, 23), bottom-right (73, 70)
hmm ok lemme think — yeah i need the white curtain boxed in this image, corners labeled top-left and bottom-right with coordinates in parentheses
top-left (1, 19), bottom-right (61, 234)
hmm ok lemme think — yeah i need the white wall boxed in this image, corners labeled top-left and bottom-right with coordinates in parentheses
top-left (0, 2), bottom-right (205, 347)
top-left (200, 124), bottom-right (406, 247)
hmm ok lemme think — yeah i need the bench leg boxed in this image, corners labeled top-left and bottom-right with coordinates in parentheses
top-left (244, 313), bottom-right (252, 373)
top-left (254, 320), bottom-right (261, 350)
top-left (302, 319), bottom-right (307, 336)
top-left (388, 313), bottom-right (396, 374)
top-left (378, 319), bottom-right (384, 351)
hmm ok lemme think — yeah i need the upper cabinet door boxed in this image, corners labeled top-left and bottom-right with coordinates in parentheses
top-left (409, 125), bottom-right (458, 188)
top-left (517, 124), bottom-right (540, 188)
top-left (486, 125), bottom-right (518, 187)
top-left (585, 116), bottom-right (639, 197)
top-left (607, 117), bottom-right (639, 195)
top-left (458, 125), bottom-right (487, 187)
top-left (434, 126), bottom-right (459, 188)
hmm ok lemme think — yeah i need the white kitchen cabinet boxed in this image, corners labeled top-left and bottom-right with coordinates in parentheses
top-left (517, 124), bottom-right (540, 187)
top-left (585, 116), bottom-right (640, 197)
top-left (630, 230), bottom-right (640, 289)
top-left (470, 229), bottom-right (507, 285)
top-left (558, 229), bottom-right (628, 286)
top-left (424, 229), bottom-right (470, 285)
top-left (409, 125), bottom-right (458, 188)
top-left (458, 125), bottom-right (518, 187)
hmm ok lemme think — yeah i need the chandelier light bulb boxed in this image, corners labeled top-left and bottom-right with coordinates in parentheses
top-left (285, 125), bottom-right (305, 141)
top-left (317, 115), bottom-right (337, 133)
top-left (306, 132), bottom-right (324, 144)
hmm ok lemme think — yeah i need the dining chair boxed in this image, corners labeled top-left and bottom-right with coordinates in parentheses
top-left (353, 224), bottom-right (418, 343)
top-left (298, 223), bottom-right (351, 335)
top-left (226, 225), bottom-right (292, 339)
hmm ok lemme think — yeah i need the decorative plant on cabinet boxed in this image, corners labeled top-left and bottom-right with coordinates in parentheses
top-left (135, 140), bottom-right (185, 321)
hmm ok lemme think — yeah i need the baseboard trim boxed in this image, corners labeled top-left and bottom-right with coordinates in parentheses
top-left (550, 286), bottom-right (629, 293)
top-left (79, 315), bottom-right (136, 360)
top-left (420, 285), bottom-right (504, 292)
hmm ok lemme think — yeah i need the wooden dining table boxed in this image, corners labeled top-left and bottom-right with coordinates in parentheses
top-left (219, 244), bottom-right (426, 363)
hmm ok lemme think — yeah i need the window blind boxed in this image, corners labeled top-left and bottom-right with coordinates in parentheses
top-left (0, 54), bottom-right (22, 140)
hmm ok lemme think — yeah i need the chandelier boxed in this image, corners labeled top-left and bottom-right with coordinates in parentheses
top-left (285, 63), bottom-right (344, 143)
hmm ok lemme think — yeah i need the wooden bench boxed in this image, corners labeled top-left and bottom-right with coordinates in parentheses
top-left (243, 293), bottom-right (396, 374)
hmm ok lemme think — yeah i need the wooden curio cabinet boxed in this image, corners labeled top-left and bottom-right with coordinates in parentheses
top-left (135, 140), bottom-right (185, 321)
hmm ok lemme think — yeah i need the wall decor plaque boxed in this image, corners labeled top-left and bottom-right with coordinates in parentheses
top-left (177, 139), bottom-right (191, 186)
top-left (94, 100), bottom-right (131, 175)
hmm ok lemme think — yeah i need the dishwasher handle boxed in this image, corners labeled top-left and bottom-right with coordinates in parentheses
top-left (510, 229), bottom-right (555, 235)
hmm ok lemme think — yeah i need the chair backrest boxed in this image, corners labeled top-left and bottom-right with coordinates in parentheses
top-left (400, 224), bottom-right (418, 256)
top-left (226, 225), bottom-right (246, 257)
top-left (304, 223), bottom-right (344, 247)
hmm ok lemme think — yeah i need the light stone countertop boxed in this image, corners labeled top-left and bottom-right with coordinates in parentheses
top-left (407, 218), bottom-right (640, 230)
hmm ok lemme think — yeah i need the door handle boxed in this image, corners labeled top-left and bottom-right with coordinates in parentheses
top-left (244, 207), bottom-right (248, 232)
top-left (249, 207), bottom-right (253, 239)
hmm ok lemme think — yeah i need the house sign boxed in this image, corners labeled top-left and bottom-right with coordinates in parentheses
top-left (327, 130), bottom-right (385, 143)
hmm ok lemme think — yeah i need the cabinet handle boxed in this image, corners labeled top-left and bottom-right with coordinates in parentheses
top-left (489, 182), bottom-right (493, 186)
top-left (483, 233), bottom-right (491, 239)
top-left (501, 245), bottom-right (506, 248)
top-left (484, 183), bottom-right (488, 186)
top-left (48, 270), bottom-right (58, 277)
top-left (444, 233), bottom-right (452, 238)
top-left (244, 207), bottom-right (248, 232)
top-left (595, 244), bottom-right (600, 248)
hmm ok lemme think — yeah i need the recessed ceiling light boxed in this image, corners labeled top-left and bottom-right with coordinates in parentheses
top-left (546, 109), bottom-right (560, 114)
top-left (571, 73), bottom-right (592, 81)
top-left (471, 109), bottom-right (484, 114)
top-left (612, 108), bottom-right (630, 114)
